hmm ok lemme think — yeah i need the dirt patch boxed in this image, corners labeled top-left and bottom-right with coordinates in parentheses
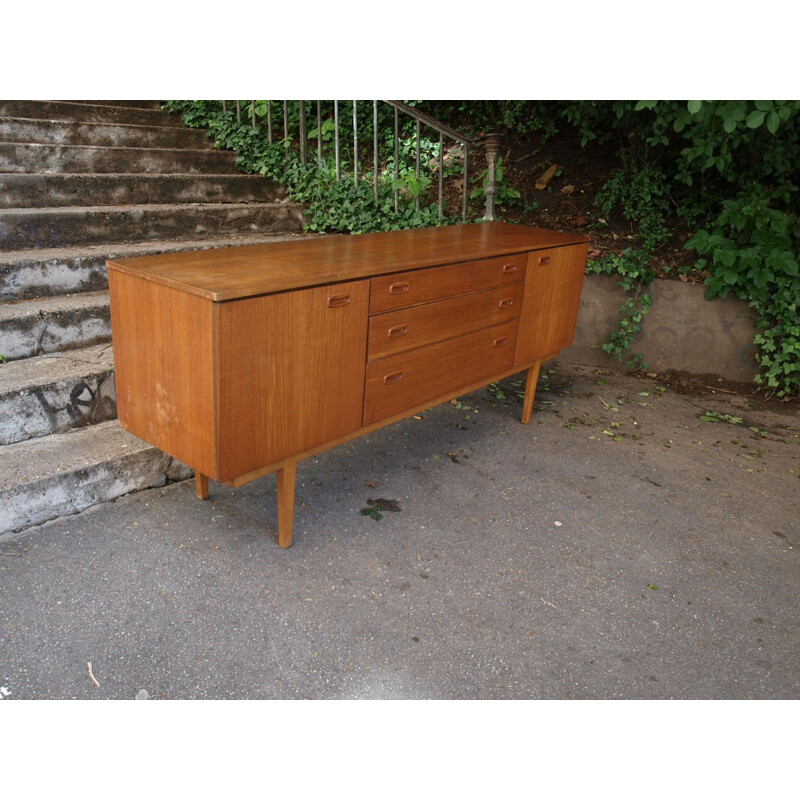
top-left (462, 126), bottom-right (698, 280)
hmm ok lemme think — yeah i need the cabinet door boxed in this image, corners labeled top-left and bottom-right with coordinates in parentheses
top-left (214, 280), bottom-right (369, 481)
top-left (514, 243), bottom-right (588, 366)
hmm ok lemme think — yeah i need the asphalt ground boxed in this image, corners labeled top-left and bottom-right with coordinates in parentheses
top-left (1, 361), bottom-right (797, 704)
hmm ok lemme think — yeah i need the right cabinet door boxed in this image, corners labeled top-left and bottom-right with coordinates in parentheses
top-left (514, 243), bottom-right (588, 366)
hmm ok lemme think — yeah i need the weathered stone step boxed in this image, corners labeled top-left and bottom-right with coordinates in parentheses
top-left (0, 290), bottom-right (110, 360)
top-left (0, 142), bottom-right (239, 175)
top-left (0, 172), bottom-right (285, 209)
top-left (61, 100), bottom-right (164, 110)
top-left (0, 232), bottom-right (316, 301)
top-left (0, 116), bottom-right (210, 148)
top-left (0, 201), bottom-right (304, 251)
top-left (0, 101), bottom-right (183, 128)
top-left (0, 343), bottom-right (116, 445)
top-left (0, 419), bottom-right (190, 535)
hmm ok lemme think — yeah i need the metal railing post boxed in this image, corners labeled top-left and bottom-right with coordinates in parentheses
top-left (299, 100), bottom-right (307, 163)
top-left (353, 100), bottom-right (358, 189)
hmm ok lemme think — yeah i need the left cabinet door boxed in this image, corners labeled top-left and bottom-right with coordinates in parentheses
top-left (215, 280), bottom-right (370, 481)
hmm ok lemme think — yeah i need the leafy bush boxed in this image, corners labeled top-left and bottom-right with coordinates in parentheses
top-left (165, 100), bottom-right (459, 234)
top-left (563, 100), bottom-right (800, 397)
top-left (687, 191), bottom-right (800, 397)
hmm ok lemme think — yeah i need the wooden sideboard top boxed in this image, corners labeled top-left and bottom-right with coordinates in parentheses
top-left (106, 222), bottom-right (588, 302)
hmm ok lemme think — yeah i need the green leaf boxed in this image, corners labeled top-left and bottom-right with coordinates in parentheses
top-left (687, 100), bottom-right (703, 114)
top-left (766, 110), bottom-right (780, 133)
top-left (753, 100), bottom-right (773, 111)
top-left (746, 110), bottom-right (765, 128)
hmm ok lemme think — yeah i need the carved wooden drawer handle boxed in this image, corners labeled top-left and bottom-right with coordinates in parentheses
top-left (537, 256), bottom-right (552, 265)
top-left (327, 294), bottom-right (351, 308)
top-left (499, 298), bottom-right (515, 308)
top-left (493, 336), bottom-right (509, 348)
top-left (388, 325), bottom-right (408, 338)
top-left (502, 263), bottom-right (518, 274)
top-left (383, 371), bottom-right (404, 385)
top-left (389, 281), bottom-right (410, 295)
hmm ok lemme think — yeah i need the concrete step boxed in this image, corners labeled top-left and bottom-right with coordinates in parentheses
top-left (0, 201), bottom-right (304, 251)
top-left (61, 100), bottom-right (164, 109)
top-left (0, 101), bottom-right (183, 128)
top-left (0, 232), bottom-right (318, 301)
top-left (0, 116), bottom-right (210, 149)
top-left (0, 142), bottom-right (239, 174)
top-left (0, 419), bottom-right (191, 535)
top-left (0, 290), bottom-right (110, 360)
top-left (0, 343), bottom-right (116, 445)
top-left (0, 172), bottom-right (285, 208)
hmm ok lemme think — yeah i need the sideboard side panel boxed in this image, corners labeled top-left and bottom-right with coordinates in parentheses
top-left (108, 268), bottom-right (216, 476)
top-left (215, 280), bottom-right (370, 481)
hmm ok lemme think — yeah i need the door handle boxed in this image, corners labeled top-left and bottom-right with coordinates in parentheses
top-left (327, 294), bottom-right (351, 308)
top-left (389, 282), bottom-right (410, 295)
top-left (383, 371), bottom-right (404, 385)
top-left (499, 298), bottom-right (515, 309)
top-left (388, 325), bottom-right (408, 338)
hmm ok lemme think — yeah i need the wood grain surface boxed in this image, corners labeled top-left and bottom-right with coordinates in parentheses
top-left (107, 223), bottom-right (587, 302)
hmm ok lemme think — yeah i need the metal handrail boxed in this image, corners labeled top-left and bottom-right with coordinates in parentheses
top-left (223, 100), bottom-right (503, 222)
top-left (382, 100), bottom-right (479, 147)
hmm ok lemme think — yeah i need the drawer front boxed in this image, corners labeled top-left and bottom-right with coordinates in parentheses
top-left (363, 320), bottom-right (518, 425)
top-left (370, 252), bottom-right (527, 313)
top-left (368, 283), bottom-right (523, 361)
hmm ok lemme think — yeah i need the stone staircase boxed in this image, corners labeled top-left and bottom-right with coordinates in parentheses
top-left (0, 100), bottom-right (306, 535)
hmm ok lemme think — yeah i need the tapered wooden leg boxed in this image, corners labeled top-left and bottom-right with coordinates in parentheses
top-left (276, 459), bottom-right (298, 549)
top-left (521, 361), bottom-right (542, 425)
top-left (195, 471), bottom-right (209, 500)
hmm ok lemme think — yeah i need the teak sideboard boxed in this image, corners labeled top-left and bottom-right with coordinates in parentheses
top-left (107, 222), bottom-right (588, 547)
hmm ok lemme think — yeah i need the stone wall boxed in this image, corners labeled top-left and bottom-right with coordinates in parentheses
top-left (563, 275), bottom-right (759, 383)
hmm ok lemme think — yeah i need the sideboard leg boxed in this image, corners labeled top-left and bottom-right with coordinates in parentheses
top-left (195, 471), bottom-right (209, 500)
top-left (276, 459), bottom-right (298, 548)
top-left (521, 361), bottom-right (542, 424)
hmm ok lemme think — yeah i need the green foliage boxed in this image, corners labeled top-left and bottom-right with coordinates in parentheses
top-left (699, 411), bottom-right (743, 424)
top-left (687, 190), bottom-right (800, 397)
top-left (164, 101), bottom-right (460, 235)
top-left (470, 157), bottom-right (522, 208)
top-left (587, 250), bottom-right (655, 368)
top-left (563, 100), bottom-right (800, 397)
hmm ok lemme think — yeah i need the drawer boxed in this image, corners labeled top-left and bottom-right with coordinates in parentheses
top-left (363, 319), bottom-right (518, 425)
top-left (368, 283), bottom-right (523, 361)
top-left (370, 252), bottom-right (527, 313)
